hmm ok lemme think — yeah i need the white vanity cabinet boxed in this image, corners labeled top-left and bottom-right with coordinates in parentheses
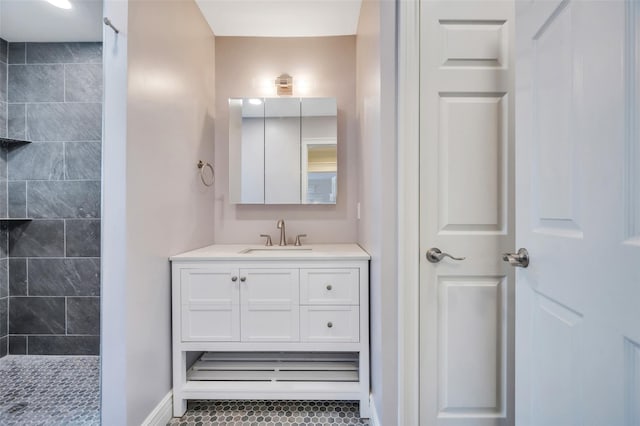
top-left (170, 244), bottom-right (370, 419)
top-left (181, 267), bottom-right (300, 342)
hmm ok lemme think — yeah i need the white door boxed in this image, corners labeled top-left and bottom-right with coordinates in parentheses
top-left (240, 268), bottom-right (300, 341)
top-left (419, 1), bottom-right (515, 425)
top-left (180, 268), bottom-right (240, 341)
top-left (515, 0), bottom-right (640, 424)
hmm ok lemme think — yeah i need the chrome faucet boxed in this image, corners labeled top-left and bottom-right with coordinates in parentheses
top-left (276, 219), bottom-right (286, 246)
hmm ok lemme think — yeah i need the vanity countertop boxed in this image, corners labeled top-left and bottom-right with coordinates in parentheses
top-left (170, 243), bottom-right (370, 261)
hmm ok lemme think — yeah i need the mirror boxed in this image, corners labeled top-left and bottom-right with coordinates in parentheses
top-left (229, 97), bottom-right (337, 204)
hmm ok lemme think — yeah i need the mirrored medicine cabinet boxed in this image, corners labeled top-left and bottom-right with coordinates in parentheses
top-left (229, 97), bottom-right (337, 205)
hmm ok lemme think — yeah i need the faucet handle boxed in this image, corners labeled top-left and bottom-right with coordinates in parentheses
top-left (294, 234), bottom-right (307, 247)
top-left (260, 234), bottom-right (273, 247)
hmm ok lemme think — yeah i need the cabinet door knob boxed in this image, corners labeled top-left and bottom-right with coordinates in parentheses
top-left (240, 277), bottom-right (246, 282)
top-left (326, 284), bottom-right (332, 291)
top-left (231, 276), bottom-right (238, 282)
top-left (327, 322), bottom-right (333, 328)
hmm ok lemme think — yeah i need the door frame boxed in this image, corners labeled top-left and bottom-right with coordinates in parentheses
top-left (397, 0), bottom-right (421, 424)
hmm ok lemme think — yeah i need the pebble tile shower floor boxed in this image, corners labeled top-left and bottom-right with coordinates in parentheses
top-left (168, 400), bottom-right (370, 426)
top-left (0, 355), bottom-right (100, 425)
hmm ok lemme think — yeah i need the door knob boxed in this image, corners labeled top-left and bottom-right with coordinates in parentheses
top-left (426, 248), bottom-right (466, 263)
top-left (502, 248), bottom-right (529, 268)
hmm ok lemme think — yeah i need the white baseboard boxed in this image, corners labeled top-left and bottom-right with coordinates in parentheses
top-left (141, 391), bottom-right (173, 426)
top-left (369, 395), bottom-right (381, 426)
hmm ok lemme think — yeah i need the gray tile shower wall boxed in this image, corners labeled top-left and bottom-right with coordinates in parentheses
top-left (4, 42), bottom-right (102, 356)
top-left (1, 38), bottom-right (8, 358)
top-left (1, 39), bottom-right (7, 138)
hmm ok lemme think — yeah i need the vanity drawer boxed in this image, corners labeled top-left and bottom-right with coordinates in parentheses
top-left (300, 306), bottom-right (359, 343)
top-left (300, 269), bottom-right (359, 305)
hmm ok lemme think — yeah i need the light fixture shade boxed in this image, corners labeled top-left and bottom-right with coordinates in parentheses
top-left (275, 74), bottom-right (293, 96)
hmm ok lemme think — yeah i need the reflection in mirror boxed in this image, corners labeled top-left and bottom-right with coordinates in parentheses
top-left (301, 98), bottom-right (337, 204)
top-left (265, 98), bottom-right (301, 204)
top-left (228, 97), bottom-right (337, 205)
top-left (229, 98), bottom-right (265, 203)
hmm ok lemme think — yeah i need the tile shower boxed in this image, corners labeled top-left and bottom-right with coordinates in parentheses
top-left (0, 40), bottom-right (102, 357)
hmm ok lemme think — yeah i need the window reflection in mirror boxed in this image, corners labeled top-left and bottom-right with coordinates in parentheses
top-left (301, 98), bottom-right (337, 204)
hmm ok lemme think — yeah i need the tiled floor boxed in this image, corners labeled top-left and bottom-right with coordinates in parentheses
top-left (168, 400), bottom-right (370, 426)
top-left (0, 355), bottom-right (100, 425)
top-left (0, 356), bottom-right (368, 426)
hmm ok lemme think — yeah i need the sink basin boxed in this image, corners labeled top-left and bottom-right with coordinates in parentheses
top-left (240, 247), bottom-right (313, 254)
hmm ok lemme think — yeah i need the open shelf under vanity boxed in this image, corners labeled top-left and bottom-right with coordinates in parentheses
top-left (188, 351), bottom-right (359, 383)
top-left (182, 351), bottom-right (362, 400)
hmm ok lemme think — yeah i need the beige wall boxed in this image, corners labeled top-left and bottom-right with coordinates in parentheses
top-left (213, 36), bottom-right (358, 244)
top-left (356, 0), bottom-right (397, 423)
top-left (102, 0), bottom-right (216, 423)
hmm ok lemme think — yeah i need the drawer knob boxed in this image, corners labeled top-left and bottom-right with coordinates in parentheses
top-left (231, 276), bottom-right (238, 282)
top-left (327, 322), bottom-right (333, 328)
top-left (240, 277), bottom-right (246, 282)
top-left (326, 284), bottom-right (332, 291)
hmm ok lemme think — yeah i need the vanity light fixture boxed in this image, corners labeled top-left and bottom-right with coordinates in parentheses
top-left (275, 74), bottom-right (293, 96)
top-left (248, 98), bottom-right (263, 105)
top-left (46, 0), bottom-right (72, 9)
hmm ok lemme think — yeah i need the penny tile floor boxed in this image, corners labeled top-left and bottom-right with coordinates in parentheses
top-left (0, 355), bottom-right (369, 426)
top-left (0, 355), bottom-right (100, 425)
top-left (168, 400), bottom-right (370, 426)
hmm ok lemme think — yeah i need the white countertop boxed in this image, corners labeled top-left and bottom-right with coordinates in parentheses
top-left (170, 243), bottom-right (370, 261)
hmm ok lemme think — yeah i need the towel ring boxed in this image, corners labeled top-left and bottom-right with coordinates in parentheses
top-left (197, 160), bottom-right (214, 187)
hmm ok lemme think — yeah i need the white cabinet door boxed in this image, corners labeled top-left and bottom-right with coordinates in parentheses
top-left (240, 268), bottom-right (300, 342)
top-left (180, 268), bottom-right (240, 341)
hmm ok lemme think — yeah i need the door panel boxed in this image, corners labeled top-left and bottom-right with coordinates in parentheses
top-left (530, 293), bottom-right (582, 425)
top-left (420, 1), bottom-right (515, 425)
top-left (625, 338), bottom-right (640, 425)
top-left (438, 276), bottom-right (506, 416)
top-left (532, 0), bottom-right (581, 235)
top-left (240, 268), bottom-right (300, 342)
top-left (516, 0), bottom-right (640, 425)
top-left (439, 20), bottom-right (508, 67)
top-left (180, 268), bottom-right (240, 342)
top-left (439, 94), bottom-right (507, 233)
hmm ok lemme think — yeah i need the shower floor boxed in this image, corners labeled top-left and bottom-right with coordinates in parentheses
top-left (0, 355), bottom-right (100, 425)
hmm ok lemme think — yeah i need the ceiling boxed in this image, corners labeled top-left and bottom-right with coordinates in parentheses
top-left (0, 0), bottom-right (103, 42)
top-left (195, 0), bottom-right (363, 37)
top-left (0, 0), bottom-right (362, 43)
